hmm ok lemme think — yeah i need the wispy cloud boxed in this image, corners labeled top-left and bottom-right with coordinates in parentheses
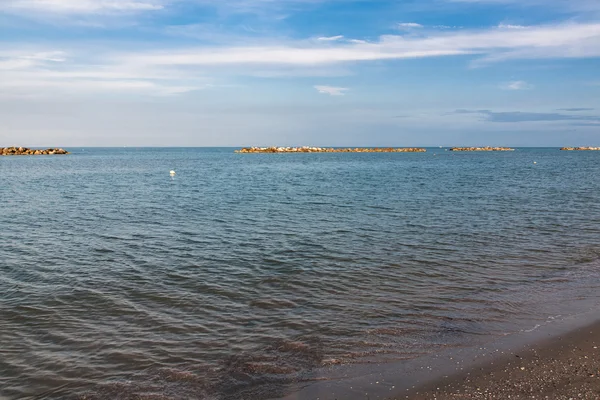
top-left (1, 0), bottom-right (165, 14)
top-left (455, 109), bottom-right (600, 123)
top-left (0, 51), bottom-right (66, 70)
top-left (397, 22), bottom-right (424, 29)
top-left (125, 22), bottom-right (600, 66)
top-left (317, 35), bottom-right (345, 41)
top-left (2, 21), bottom-right (600, 96)
top-left (447, 0), bottom-right (600, 14)
top-left (557, 108), bottom-right (595, 112)
top-left (498, 24), bottom-right (526, 29)
top-left (314, 85), bottom-right (348, 96)
top-left (0, 48), bottom-right (208, 96)
top-left (502, 80), bottom-right (533, 90)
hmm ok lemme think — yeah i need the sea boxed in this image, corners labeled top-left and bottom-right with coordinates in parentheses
top-left (1, 147), bottom-right (600, 399)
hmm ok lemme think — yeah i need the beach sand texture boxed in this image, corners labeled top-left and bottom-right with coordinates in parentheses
top-left (407, 322), bottom-right (600, 399)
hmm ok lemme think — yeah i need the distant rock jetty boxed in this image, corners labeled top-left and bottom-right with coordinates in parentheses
top-left (235, 146), bottom-right (427, 153)
top-left (1, 147), bottom-right (69, 156)
top-left (560, 147), bottom-right (600, 151)
top-left (449, 147), bottom-right (515, 152)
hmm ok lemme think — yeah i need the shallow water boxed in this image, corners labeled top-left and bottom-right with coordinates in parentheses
top-left (1, 148), bottom-right (599, 399)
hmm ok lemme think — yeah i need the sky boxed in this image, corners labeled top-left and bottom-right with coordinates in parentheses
top-left (1, 0), bottom-right (599, 147)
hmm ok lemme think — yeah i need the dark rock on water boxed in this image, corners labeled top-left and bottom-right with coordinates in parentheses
top-left (235, 146), bottom-right (427, 153)
top-left (0, 147), bottom-right (69, 156)
top-left (449, 146), bottom-right (515, 152)
top-left (561, 146), bottom-right (600, 151)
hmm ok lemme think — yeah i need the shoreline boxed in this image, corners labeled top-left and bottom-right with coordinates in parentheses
top-left (276, 311), bottom-right (600, 400)
top-left (406, 320), bottom-right (600, 399)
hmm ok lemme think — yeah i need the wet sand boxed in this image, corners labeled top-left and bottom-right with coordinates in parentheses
top-left (405, 321), bottom-right (600, 399)
top-left (278, 317), bottom-right (600, 400)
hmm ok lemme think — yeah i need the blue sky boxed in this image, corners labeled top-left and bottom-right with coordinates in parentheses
top-left (1, 0), bottom-right (599, 146)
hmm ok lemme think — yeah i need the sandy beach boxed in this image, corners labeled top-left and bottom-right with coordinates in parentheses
top-left (406, 321), bottom-right (600, 399)
top-left (275, 314), bottom-right (600, 400)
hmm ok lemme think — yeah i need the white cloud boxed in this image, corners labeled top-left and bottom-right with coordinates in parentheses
top-left (448, 0), bottom-right (600, 13)
top-left (498, 24), bottom-right (527, 29)
top-left (2, 21), bottom-right (600, 96)
top-left (0, 49), bottom-right (207, 97)
top-left (24, 51), bottom-right (67, 61)
top-left (125, 46), bottom-right (468, 66)
top-left (397, 22), bottom-right (424, 29)
top-left (0, 51), bottom-right (66, 70)
top-left (502, 80), bottom-right (534, 90)
top-left (0, 76), bottom-right (202, 96)
top-left (317, 35), bottom-right (344, 41)
top-left (121, 22), bottom-right (600, 67)
top-left (0, 0), bottom-right (359, 18)
top-left (314, 85), bottom-right (348, 96)
top-left (1, 0), bottom-right (164, 14)
top-left (0, 59), bottom-right (36, 70)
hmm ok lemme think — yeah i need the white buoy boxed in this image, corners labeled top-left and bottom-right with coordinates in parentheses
top-left (533, 162), bottom-right (537, 164)
top-left (170, 170), bottom-right (176, 176)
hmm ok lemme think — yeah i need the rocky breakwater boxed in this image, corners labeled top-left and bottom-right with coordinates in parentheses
top-left (1, 147), bottom-right (69, 156)
top-left (560, 147), bottom-right (600, 151)
top-left (449, 147), bottom-right (515, 152)
top-left (235, 146), bottom-right (426, 153)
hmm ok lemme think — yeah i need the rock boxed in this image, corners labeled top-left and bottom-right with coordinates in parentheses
top-left (235, 147), bottom-right (427, 153)
top-left (449, 147), bottom-right (515, 152)
top-left (0, 147), bottom-right (69, 156)
top-left (560, 147), bottom-right (600, 151)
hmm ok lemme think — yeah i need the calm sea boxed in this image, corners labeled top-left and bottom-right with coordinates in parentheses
top-left (1, 148), bottom-right (600, 399)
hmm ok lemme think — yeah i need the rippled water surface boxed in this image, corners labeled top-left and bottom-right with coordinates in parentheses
top-left (1, 148), bottom-right (600, 399)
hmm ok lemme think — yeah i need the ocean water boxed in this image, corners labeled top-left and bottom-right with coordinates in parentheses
top-left (1, 147), bottom-right (600, 399)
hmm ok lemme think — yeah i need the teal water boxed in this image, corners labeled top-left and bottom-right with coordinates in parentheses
top-left (1, 148), bottom-right (600, 399)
